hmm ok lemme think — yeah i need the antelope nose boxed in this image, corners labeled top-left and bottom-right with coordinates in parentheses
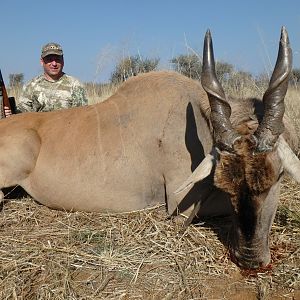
top-left (233, 250), bottom-right (271, 269)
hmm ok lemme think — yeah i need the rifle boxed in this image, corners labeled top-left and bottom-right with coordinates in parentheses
top-left (0, 69), bottom-right (16, 118)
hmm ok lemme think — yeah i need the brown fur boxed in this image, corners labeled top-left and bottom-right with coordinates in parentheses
top-left (214, 137), bottom-right (278, 209)
top-left (229, 96), bottom-right (299, 152)
top-left (0, 71), bottom-right (214, 213)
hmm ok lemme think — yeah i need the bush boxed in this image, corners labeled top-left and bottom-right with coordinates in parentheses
top-left (110, 55), bottom-right (159, 84)
top-left (170, 54), bottom-right (237, 85)
top-left (170, 54), bottom-right (202, 79)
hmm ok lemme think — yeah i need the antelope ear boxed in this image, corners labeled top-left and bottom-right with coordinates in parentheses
top-left (277, 136), bottom-right (300, 183)
top-left (174, 152), bottom-right (215, 194)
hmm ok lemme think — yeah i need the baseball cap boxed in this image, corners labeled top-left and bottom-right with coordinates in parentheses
top-left (41, 42), bottom-right (63, 58)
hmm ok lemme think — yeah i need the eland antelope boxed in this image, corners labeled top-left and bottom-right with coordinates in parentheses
top-left (0, 27), bottom-right (299, 269)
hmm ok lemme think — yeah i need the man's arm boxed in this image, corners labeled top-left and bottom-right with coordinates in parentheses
top-left (5, 90), bottom-right (39, 116)
top-left (17, 93), bottom-right (34, 112)
top-left (16, 81), bottom-right (42, 113)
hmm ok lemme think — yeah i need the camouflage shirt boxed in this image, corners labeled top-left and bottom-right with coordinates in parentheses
top-left (17, 73), bottom-right (88, 112)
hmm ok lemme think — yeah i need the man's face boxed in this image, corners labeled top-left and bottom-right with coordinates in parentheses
top-left (41, 54), bottom-right (64, 79)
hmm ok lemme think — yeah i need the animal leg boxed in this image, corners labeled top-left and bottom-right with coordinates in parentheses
top-left (0, 128), bottom-right (41, 194)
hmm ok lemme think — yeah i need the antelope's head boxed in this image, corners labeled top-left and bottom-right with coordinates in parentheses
top-left (176, 27), bottom-right (300, 269)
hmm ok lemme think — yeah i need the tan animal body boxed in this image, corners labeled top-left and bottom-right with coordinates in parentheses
top-left (1, 27), bottom-right (299, 269)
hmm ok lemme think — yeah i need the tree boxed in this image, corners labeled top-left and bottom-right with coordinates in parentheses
top-left (215, 61), bottom-right (234, 84)
top-left (110, 55), bottom-right (159, 84)
top-left (170, 54), bottom-right (236, 85)
top-left (170, 54), bottom-right (202, 79)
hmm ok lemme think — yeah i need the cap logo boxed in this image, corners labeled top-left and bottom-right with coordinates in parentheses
top-left (44, 45), bottom-right (62, 51)
top-left (41, 43), bottom-right (63, 58)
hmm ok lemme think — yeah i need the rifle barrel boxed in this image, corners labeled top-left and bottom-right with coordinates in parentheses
top-left (0, 69), bottom-right (13, 118)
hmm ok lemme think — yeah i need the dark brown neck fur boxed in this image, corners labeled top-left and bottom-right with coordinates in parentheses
top-left (214, 137), bottom-right (277, 208)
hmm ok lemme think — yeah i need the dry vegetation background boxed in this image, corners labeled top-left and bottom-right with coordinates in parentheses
top-left (1, 76), bottom-right (300, 299)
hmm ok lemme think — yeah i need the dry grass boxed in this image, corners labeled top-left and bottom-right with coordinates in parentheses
top-left (285, 87), bottom-right (300, 148)
top-left (0, 176), bottom-right (299, 299)
top-left (85, 83), bottom-right (120, 105)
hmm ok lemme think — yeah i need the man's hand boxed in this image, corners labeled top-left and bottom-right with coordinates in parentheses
top-left (4, 106), bottom-right (12, 117)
